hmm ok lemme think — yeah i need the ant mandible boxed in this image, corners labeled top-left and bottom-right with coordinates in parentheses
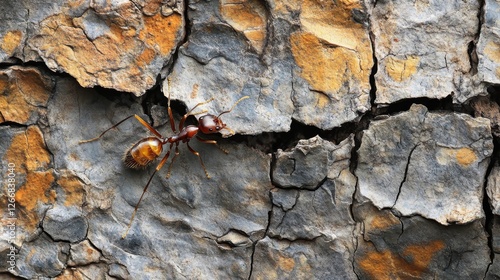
top-left (79, 83), bottom-right (249, 238)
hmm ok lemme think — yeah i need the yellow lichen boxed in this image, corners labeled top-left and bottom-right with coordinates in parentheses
top-left (385, 55), bottom-right (420, 82)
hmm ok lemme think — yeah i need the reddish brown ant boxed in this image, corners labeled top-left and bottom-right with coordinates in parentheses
top-left (79, 84), bottom-right (249, 237)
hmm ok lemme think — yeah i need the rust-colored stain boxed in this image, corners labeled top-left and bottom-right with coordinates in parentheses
top-left (369, 212), bottom-right (400, 230)
top-left (220, 0), bottom-right (267, 53)
top-left (288, 0), bottom-right (372, 95)
top-left (1, 30), bottom-right (23, 54)
top-left (455, 147), bottom-right (477, 167)
top-left (385, 55), bottom-right (420, 82)
top-left (57, 173), bottom-right (85, 207)
top-left (4, 126), bottom-right (51, 171)
top-left (0, 67), bottom-right (52, 124)
top-left (278, 255), bottom-right (296, 272)
top-left (140, 12), bottom-right (183, 56)
top-left (358, 240), bottom-right (445, 279)
top-left (4, 126), bottom-right (55, 230)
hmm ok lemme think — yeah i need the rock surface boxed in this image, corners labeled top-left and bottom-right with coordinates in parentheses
top-left (356, 104), bottom-right (493, 225)
top-left (1, 0), bottom-right (500, 279)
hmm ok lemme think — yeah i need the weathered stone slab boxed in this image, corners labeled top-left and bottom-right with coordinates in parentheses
top-left (371, 1), bottom-right (480, 105)
top-left (1, 1), bottom-right (185, 95)
top-left (354, 208), bottom-right (490, 279)
top-left (166, 0), bottom-right (372, 134)
top-left (478, 0), bottom-right (500, 85)
top-left (356, 104), bottom-right (493, 225)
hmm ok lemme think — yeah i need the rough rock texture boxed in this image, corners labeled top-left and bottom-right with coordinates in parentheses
top-left (1, 0), bottom-right (185, 95)
top-left (166, 0), bottom-right (372, 134)
top-left (2, 0), bottom-right (500, 279)
top-left (357, 104), bottom-right (493, 225)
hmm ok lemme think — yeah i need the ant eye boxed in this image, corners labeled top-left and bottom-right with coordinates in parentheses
top-left (216, 126), bottom-right (220, 130)
top-left (209, 128), bottom-right (213, 131)
top-left (199, 116), bottom-right (204, 119)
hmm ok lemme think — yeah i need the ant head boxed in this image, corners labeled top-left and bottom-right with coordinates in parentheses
top-left (198, 114), bottom-right (226, 134)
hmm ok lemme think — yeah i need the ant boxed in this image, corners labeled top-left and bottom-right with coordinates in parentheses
top-left (79, 84), bottom-right (249, 238)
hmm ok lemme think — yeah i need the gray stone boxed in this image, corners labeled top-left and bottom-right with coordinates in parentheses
top-left (371, 0), bottom-right (481, 105)
top-left (488, 164), bottom-right (500, 215)
top-left (166, 0), bottom-right (372, 133)
top-left (43, 206), bottom-right (88, 243)
top-left (251, 236), bottom-right (357, 280)
top-left (354, 214), bottom-right (490, 279)
top-left (273, 136), bottom-right (353, 189)
top-left (68, 240), bottom-right (101, 266)
top-left (356, 104), bottom-right (493, 225)
top-left (478, 0), bottom-right (500, 85)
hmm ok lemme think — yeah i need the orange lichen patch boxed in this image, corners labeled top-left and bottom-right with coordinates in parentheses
top-left (1, 30), bottom-right (23, 54)
top-left (484, 41), bottom-right (500, 63)
top-left (220, 0), bottom-right (267, 53)
top-left (287, 0), bottom-right (372, 95)
top-left (358, 240), bottom-right (445, 279)
top-left (291, 31), bottom-right (369, 94)
top-left (0, 67), bottom-right (52, 124)
top-left (368, 212), bottom-right (400, 230)
top-left (4, 126), bottom-right (51, 171)
top-left (140, 12), bottom-right (183, 56)
top-left (137, 47), bottom-right (156, 68)
top-left (278, 255), bottom-right (295, 272)
top-left (385, 55), bottom-right (420, 82)
top-left (57, 172), bottom-right (85, 207)
top-left (16, 171), bottom-right (57, 230)
top-left (455, 147), bottom-right (477, 167)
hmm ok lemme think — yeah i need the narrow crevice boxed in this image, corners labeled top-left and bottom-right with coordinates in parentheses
top-left (483, 137), bottom-right (498, 279)
top-left (391, 144), bottom-right (418, 208)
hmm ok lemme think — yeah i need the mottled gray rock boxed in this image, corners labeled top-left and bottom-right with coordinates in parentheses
top-left (354, 209), bottom-right (490, 279)
top-left (371, 1), bottom-right (481, 105)
top-left (273, 136), bottom-right (353, 190)
top-left (486, 216), bottom-right (500, 279)
top-left (166, 0), bottom-right (372, 134)
top-left (478, 0), bottom-right (500, 85)
top-left (68, 240), bottom-right (101, 266)
top-left (1, 0), bottom-right (185, 95)
top-left (356, 104), bottom-right (493, 225)
top-left (15, 233), bottom-right (69, 278)
top-left (42, 76), bottom-right (272, 279)
top-left (266, 135), bottom-right (357, 278)
top-left (43, 206), bottom-right (88, 243)
top-left (252, 236), bottom-right (357, 280)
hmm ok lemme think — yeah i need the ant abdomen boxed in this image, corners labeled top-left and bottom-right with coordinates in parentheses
top-left (123, 137), bottom-right (163, 169)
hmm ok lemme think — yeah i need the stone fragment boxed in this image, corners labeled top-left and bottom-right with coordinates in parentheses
top-left (56, 264), bottom-right (108, 280)
top-left (167, 0), bottom-right (372, 134)
top-left (16, 233), bottom-right (70, 278)
top-left (251, 236), bottom-right (358, 280)
top-left (356, 104), bottom-right (493, 225)
top-left (477, 0), bottom-right (500, 84)
top-left (371, 1), bottom-right (480, 104)
top-left (1, 1), bottom-right (185, 95)
top-left (68, 240), bottom-right (101, 266)
top-left (273, 135), bottom-right (353, 189)
top-left (0, 66), bottom-right (53, 125)
top-left (354, 213), bottom-right (490, 279)
top-left (43, 206), bottom-right (88, 243)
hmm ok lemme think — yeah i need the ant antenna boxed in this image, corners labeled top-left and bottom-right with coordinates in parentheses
top-left (217, 96), bottom-right (250, 118)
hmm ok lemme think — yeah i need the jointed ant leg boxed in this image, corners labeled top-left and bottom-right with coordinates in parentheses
top-left (79, 114), bottom-right (162, 143)
top-left (196, 136), bottom-right (229, 154)
top-left (166, 143), bottom-right (180, 179)
top-left (187, 142), bottom-right (210, 179)
top-left (121, 142), bottom-right (174, 238)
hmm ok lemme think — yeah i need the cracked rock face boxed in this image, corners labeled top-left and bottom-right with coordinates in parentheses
top-left (356, 104), bottom-right (493, 225)
top-left (2, 1), bottom-right (500, 279)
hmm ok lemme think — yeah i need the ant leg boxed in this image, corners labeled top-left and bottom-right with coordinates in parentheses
top-left (179, 98), bottom-right (215, 131)
top-left (166, 143), bottom-right (180, 179)
top-left (121, 142), bottom-right (174, 238)
top-left (79, 114), bottom-right (162, 143)
top-left (187, 142), bottom-right (211, 179)
top-left (196, 136), bottom-right (229, 154)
